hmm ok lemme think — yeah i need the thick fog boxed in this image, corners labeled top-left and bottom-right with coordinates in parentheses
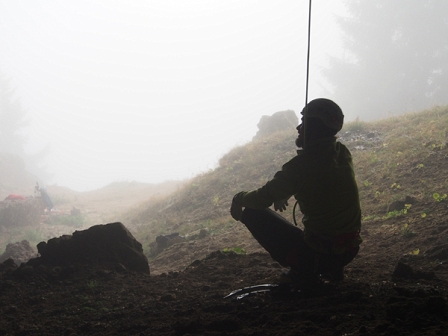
top-left (1, 1), bottom-right (445, 192)
top-left (1, 0), bottom-right (345, 191)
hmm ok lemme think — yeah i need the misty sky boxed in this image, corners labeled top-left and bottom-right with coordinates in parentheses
top-left (0, 0), bottom-right (346, 191)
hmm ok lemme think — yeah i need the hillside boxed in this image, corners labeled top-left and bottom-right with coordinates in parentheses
top-left (125, 105), bottom-right (448, 274)
top-left (0, 180), bottom-right (185, 255)
top-left (45, 180), bottom-right (186, 225)
top-left (1, 106), bottom-right (448, 335)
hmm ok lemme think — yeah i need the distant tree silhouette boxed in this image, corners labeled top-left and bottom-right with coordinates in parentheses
top-left (0, 73), bottom-right (50, 184)
top-left (323, 0), bottom-right (448, 120)
top-left (0, 74), bottom-right (28, 156)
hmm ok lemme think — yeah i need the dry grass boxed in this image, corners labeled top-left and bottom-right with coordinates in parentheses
top-left (351, 106), bottom-right (448, 218)
top-left (126, 105), bottom-right (448, 255)
top-left (2, 105), bottom-right (448, 258)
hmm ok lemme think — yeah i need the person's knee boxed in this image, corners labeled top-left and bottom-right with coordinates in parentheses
top-left (242, 207), bottom-right (268, 219)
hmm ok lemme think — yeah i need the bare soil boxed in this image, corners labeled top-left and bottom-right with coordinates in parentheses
top-left (1, 195), bottom-right (448, 335)
top-left (1, 130), bottom-right (448, 335)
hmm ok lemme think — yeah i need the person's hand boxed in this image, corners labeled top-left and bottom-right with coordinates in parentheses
top-left (230, 200), bottom-right (243, 221)
top-left (274, 198), bottom-right (289, 212)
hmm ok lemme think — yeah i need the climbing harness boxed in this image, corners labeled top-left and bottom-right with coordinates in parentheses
top-left (293, 199), bottom-right (300, 226)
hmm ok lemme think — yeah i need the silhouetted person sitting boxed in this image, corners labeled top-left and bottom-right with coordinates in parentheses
top-left (230, 98), bottom-right (362, 286)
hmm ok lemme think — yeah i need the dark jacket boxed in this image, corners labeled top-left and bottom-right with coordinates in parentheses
top-left (233, 137), bottom-right (362, 253)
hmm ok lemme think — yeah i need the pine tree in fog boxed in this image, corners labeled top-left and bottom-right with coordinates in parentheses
top-left (0, 73), bottom-right (50, 182)
top-left (323, 0), bottom-right (448, 120)
top-left (0, 74), bottom-right (28, 156)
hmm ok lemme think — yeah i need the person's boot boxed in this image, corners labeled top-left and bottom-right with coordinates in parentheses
top-left (278, 268), bottom-right (318, 287)
top-left (321, 266), bottom-right (344, 282)
top-left (329, 267), bottom-right (344, 282)
top-left (278, 268), bottom-right (300, 284)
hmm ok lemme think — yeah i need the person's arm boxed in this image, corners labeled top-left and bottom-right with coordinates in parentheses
top-left (273, 198), bottom-right (290, 212)
top-left (230, 156), bottom-right (301, 220)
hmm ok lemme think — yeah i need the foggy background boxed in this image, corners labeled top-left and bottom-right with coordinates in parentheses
top-left (0, 1), bottom-right (446, 192)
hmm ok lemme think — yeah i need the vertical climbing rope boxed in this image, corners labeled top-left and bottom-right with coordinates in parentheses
top-left (305, 0), bottom-right (312, 108)
top-left (302, 0), bottom-right (312, 150)
top-left (294, 0), bottom-right (312, 227)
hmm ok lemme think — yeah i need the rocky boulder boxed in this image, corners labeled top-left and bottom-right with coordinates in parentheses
top-left (151, 232), bottom-right (186, 255)
top-left (253, 110), bottom-right (298, 140)
top-left (26, 222), bottom-right (149, 274)
top-left (0, 197), bottom-right (44, 228)
top-left (0, 240), bottom-right (37, 265)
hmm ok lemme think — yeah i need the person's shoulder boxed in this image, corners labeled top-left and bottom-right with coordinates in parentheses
top-left (335, 140), bottom-right (351, 152)
top-left (282, 151), bottom-right (305, 167)
top-left (335, 141), bottom-right (354, 161)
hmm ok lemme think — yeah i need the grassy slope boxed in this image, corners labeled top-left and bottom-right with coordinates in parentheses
top-left (0, 180), bottom-right (185, 254)
top-left (46, 180), bottom-right (186, 225)
top-left (126, 105), bottom-right (448, 255)
top-left (3, 106), bottom-right (447, 258)
top-left (353, 106), bottom-right (448, 218)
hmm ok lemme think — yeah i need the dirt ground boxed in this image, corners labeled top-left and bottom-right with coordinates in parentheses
top-left (1, 195), bottom-right (448, 335)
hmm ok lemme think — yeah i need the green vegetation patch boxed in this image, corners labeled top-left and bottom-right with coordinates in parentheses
top-left (122, 105), bottom-right (448, 256)
top-left (222, 247), bottom-right (246, 255)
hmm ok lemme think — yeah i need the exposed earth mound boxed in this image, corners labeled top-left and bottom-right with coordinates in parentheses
top-left (0, 240), bottom-right (37, 265)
